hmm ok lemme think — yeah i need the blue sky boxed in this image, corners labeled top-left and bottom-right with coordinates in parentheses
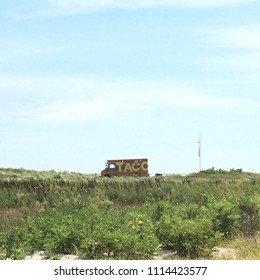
top-left (0, 0), bottom-right (260, 174)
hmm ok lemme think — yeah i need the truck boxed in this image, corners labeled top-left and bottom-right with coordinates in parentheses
top-left (101, 158), bottom-right (148, 178)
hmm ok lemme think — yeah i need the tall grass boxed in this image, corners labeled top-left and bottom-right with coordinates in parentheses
top-left (1, 168), bottom-right (260, 259)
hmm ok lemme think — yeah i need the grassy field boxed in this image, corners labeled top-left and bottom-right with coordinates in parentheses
top-left (1, 167), bottom-right (260, 260)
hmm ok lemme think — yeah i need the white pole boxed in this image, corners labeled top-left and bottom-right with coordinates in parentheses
top-left (198, 135), bottom-right (201, 172)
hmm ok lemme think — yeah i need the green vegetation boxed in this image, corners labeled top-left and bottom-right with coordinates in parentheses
top-left (1, 167), bottom-right (260, 259)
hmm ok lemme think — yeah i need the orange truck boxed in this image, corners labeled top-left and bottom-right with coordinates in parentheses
top-left (101, 158), bottom-right (148, 178)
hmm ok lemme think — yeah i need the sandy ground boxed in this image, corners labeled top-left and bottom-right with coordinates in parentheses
top-left (24, 251), bottom-right (79, 260)
top-left (23, 247), bottom-right (237, 260)
top-left (212, 247), bottom-right (237, 260)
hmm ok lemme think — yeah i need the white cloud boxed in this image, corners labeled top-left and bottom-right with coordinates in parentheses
top-left (44, 0), bottom-right (257, 10)
top-left (196, 25), bottom-right (260, 72)
top-left (194, 43), bottom-right (260, 72)
top-left (9, 0), bottom-right (258, 19)
top-left (0, 75), bottom-right (259, 123)
top-left (207, 25), bottom-right (260, 49)
top-left (0, 41), bottom-right (72, 63)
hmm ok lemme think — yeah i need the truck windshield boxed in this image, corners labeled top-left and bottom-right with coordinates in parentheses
top-left (108, 163), bottom-right (116, 169)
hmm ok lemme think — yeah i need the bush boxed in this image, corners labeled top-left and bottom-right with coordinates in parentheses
top-left (156, 204), bottom-right (222, 258)
top-left (25, 208), bottom-right (89, 255)
top-left (209, 200), bottom-right (240, 238)
top-left (0, 227), bottom-right (26, 259)
top-left (23, 203), bottom-right (159, 260)
top-left (81, 212), bottom-right (159, 259)
top-left (238, 196), bottom-right (260, 236)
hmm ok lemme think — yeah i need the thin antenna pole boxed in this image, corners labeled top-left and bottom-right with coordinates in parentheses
top-left (198, 134), bottom-right (201, 172)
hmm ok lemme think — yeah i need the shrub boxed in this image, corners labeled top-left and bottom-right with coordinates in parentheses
top-left (0, 227), bottom-right (26, 259)
top-left (238, 196), bottom-right (260, 236)
top-left (81, 212), bottom-right (159, 259)
top-left (156, 204), bottom-right (222, 258)
top-left (25, 209), bottom-right (88, 255)
top-left (209, 200), bottom-right (240, 238)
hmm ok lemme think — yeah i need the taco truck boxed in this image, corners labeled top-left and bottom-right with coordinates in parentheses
top-left (101, 158), bottom-right (148, 178)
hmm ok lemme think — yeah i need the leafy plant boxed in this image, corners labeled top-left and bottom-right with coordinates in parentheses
top-left (156, 203), bottom-right (222, 258)
top-left (209, 200), bottom-right (240, 238)
top-left (238, 195), bottom-right (260, 236)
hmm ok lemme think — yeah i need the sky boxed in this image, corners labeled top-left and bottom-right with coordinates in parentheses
top-left (0, 0), bottom-right (260, 174)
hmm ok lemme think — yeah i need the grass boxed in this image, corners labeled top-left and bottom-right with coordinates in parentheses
top-left (1, 167), bottom-right (260, 259)
top-left (212, 235), bottom-right (260, 260)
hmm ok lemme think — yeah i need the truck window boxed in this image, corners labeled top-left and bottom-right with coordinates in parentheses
top-left (108, 163), bottom-right (116, 169)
